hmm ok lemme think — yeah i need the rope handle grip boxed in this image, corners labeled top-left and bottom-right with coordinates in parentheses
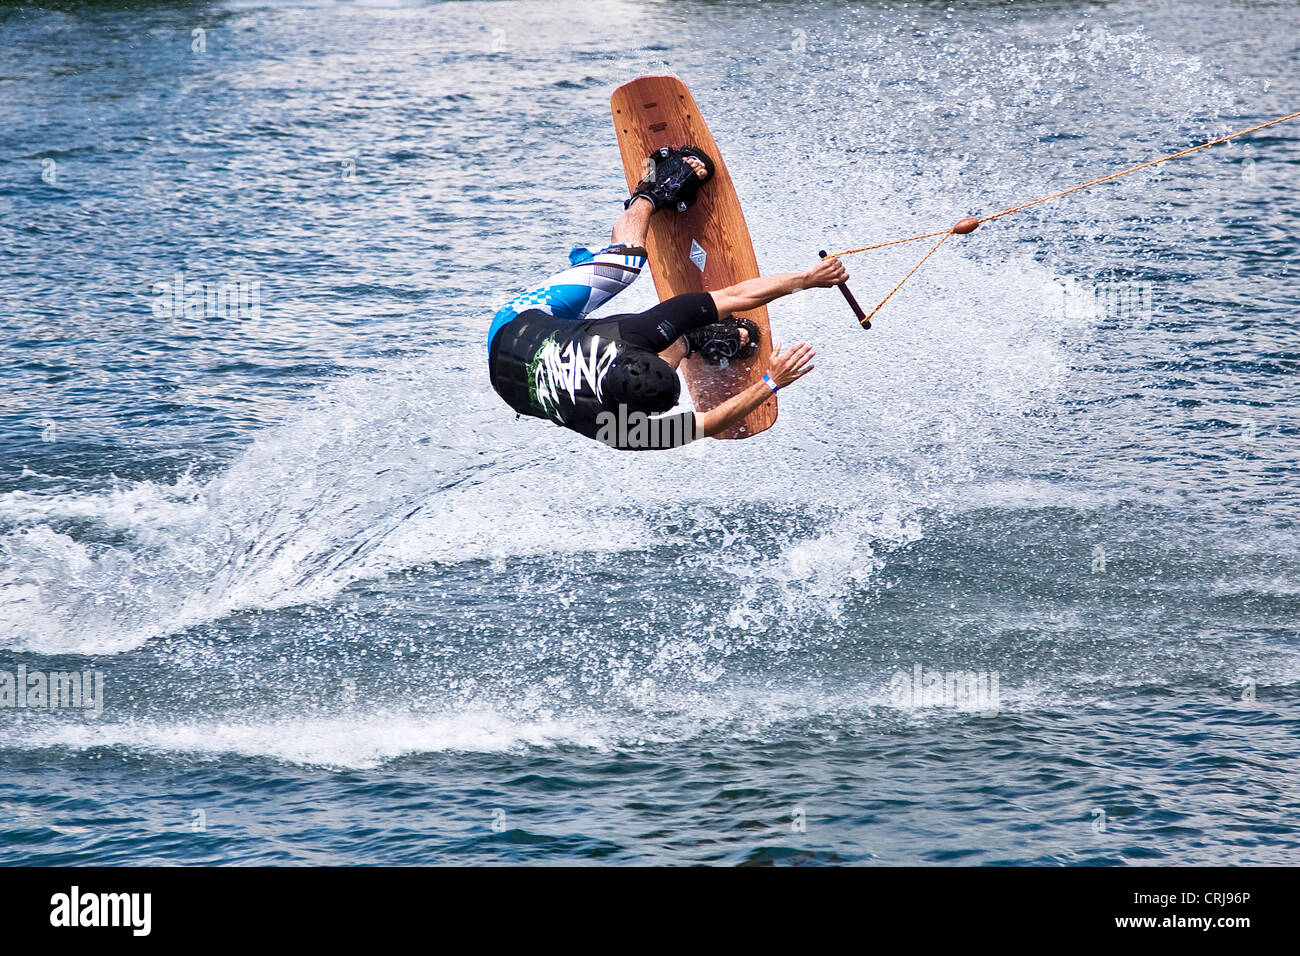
top-left (818, 250), bottom-right (870, 330)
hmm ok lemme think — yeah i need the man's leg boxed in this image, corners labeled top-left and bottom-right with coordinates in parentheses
top-left (490, 238), bottom-right (649, 343)
top-left (611, 196), bottom-right (654, 247)
top-left (606, 197), bottom-right (699, 364)
top-left (605, 155), bottom-right (717, 368)
top-left (490, 157), bottom-right (712, 344)
top-left (529, 153), bottom-right (709, 321)
top-left (659, 337), bottom-right (689, 370)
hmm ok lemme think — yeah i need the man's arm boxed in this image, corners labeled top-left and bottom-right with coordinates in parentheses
top-left (710, 257), bottom-right (848, 318)
top-left (694, 342), bottom-right (816, 439)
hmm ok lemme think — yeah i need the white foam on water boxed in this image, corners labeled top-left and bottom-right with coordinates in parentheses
top-left (0, 235), bottom-right (1074, 656)
top-left (12, 712), bottom-right (610, 769)
top-left (0, 679), bottom-right (1077, 769)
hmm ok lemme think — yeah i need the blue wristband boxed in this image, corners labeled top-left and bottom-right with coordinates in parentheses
top-left (763, 373), bottom-right (779, 393)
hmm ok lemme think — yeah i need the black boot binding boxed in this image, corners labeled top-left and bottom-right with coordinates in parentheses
top-left (684, 317), bottom-right (760, 364)
top-left (625, 145), bottom-right (715, 213)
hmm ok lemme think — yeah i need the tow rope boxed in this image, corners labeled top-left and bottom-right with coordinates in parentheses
top-left (820, 110), bottom-right (1300, 329)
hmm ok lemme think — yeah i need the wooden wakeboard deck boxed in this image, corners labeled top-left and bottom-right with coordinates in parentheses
top-left (610, 75), bottom-right (776, 440)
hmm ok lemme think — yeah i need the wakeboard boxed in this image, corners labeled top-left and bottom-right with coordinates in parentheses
top-left (610, 75), bottom-right (776, 440)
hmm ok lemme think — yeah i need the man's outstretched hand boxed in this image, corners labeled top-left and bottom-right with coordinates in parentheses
top-left (768, 342), bottom-right (815, 388)
top-left (800, 257), bottom-right (848, 289)
top-left (693, 340), bottom-right (816, 438)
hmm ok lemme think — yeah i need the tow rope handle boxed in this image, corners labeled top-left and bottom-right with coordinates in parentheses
top-left (818, 250), bottom-right (870, 330)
